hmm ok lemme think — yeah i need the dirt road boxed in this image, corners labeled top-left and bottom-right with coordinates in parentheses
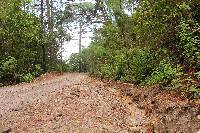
top-left (0, 73), bottom-right (147, 132)
top-left (1, 73), bottom-right (200, 133)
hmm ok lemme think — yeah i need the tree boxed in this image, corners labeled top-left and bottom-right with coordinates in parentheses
top-left (67, 2), bottom-right (97, 72)
top-left (40, 0), bottom-right (46, 72)
top-left (0, 0), bottom-right (72, 85)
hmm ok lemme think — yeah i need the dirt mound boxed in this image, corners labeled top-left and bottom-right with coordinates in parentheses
top-left (104, 81), bottom-right (200, 132)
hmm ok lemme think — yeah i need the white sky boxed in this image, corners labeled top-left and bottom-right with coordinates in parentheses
top-left (63, 28), bottom-right (93, 59)
top-left (62, 0), bottom-right (96, 59)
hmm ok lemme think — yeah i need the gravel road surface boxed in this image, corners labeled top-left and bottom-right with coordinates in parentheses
top-left (0, 73), bottom-right (146, 133)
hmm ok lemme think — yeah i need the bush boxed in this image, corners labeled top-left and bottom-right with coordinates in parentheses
top-left (32, 64), bottom-right (42, 77)
top-left (0, 56), bottom-right (18, 85)
top-left (52, 63), bottom-right (70, 72)
top-left (121, 48), bottom-right (154, 83)
top-left (177, 19), bottom-right (200, 67)
top-left (195, 71), bottom-right (200, 79)
top-left (0, 56), bottom-right (17, 74)
top-left (0, 57), bottom-right (43, 85)
top-left (143, 59), bottom-right (183, 86)
top-left (87, 45), bottom-right (111, 76)
top-left (98, 50), bottom-right (124, 80)
top-left (68, 53), bottom-right (81, 72)
top-left (20, 73), bottom-right (34, 83)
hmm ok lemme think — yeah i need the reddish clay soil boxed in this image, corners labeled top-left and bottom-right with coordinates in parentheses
top-left (0, 73), bottom-right (200, 133)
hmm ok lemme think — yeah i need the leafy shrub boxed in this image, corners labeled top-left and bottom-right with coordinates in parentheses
top-left (0, 56), bottom-right (17, 74)
top-left (52, 63), bottom-right (70, 72)
top-left (87, 45), bottom-right (111, 76)
top-left (100, 64), bottom-right (115, 78)
top-left (177, 19), bottom-right (200, 67)
top-left (143, 59), bottom-right (183, 86)
top-left (32, 64), bottom-right (42, 77)
top-left (0, 56), bottom-right (18, 85)
top-left (195, 71), bottom-right (200, 79)
top-left (68, 53), bottom-right (81, 72)
top-left (121, 48), bottom-right (155, 83)
top-left (21, 73), bottom-right (34, 83)
top-left (98, 50), bottom-right (124, 80)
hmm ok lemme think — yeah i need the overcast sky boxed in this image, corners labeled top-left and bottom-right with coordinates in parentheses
top-left (62, 0), bottom-right (96, 59)
top-left (62, 27), bottom-right (93, 59)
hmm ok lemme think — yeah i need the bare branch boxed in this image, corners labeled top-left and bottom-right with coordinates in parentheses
top-left (192, 27), bottom-right (200, 34)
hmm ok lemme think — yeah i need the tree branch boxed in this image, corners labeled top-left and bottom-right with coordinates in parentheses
top-left (192, 27), bottom-right (200, 34)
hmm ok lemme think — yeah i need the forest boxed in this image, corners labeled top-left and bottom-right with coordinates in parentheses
top-left (70, 0), bottom-right (200, 93)
top-left (0, 0), bottom-right (200, 92)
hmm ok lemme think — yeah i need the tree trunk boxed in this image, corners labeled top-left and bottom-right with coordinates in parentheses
top-left (79, 21), bottom-right (82, 72)
top-left (40, 0), bottom-right (46, 72)
top-left (46, 0), bottom-right (51, 31)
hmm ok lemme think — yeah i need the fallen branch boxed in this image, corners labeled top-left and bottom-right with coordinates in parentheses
top-left (192, 27), bottom-right (200, 34)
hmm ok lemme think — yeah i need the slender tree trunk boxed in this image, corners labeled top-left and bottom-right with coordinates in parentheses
top-left (33, 0), bottom-right (36, 14)
top-left (46, 0), bottom-right (51, 31)
top-left (59, 0), bottom-right (63, 72)
top-left (60, 39), bottom-right (63, 72)
top-left (46, 0), bottom-right (52, 67)
top-left (60, 23), bottom-right (63, 72)
top-left (79, 21), bottom-right (82, 72)
top-left (50, 0), bottom-right (54, 31)
top-left (50, 0), bottom-right (56, 64)
top-left (46, 0), bottom-right (55, 66)
top-left (40, 0), bottom-right (46, 72)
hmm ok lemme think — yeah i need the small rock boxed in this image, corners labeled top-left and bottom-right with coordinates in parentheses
top-left (196, 129), bottom-right (200, 133)
top-left (57, 113), bottom-right (62, 117)
top-left (70, 92), bottom-right (79, 97)
top-left (197, 115), bottom-right (200, 120)
top-left (2, 128), bottom-right (11, 133)
top-left (128, 102), bottom-right (132, 105)
top-left (54, 113), bottom-right (63, 121)
top-left (11, 108), bottom-right (19, 111)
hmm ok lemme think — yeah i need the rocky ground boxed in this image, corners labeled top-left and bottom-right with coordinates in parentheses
top-left (0, 73), bottom-right (200, 133)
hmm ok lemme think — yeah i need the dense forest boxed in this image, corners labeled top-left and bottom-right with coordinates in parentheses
top-left (0, 0), bottom-right (68, 85)
top-left (0, 0), bottom-right (200, 92)
top-left (69, 0), bottom-right (200, 93)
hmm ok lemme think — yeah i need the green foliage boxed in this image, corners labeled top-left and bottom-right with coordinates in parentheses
top-left (98, 50), bottom-right (124, 80)
top-left (0, 56), bottom-right (17, 85)
top-left (51, 63), bottom-right (70, 73)
top-left (89, 45), bottom-right (110, 75)
top-left (0, 56), bottom-right (17, 74)
top-left (70, 0), bottom-right (200, 92)
top-left (177, 19), bottom-right (200, 66)
top-left (143, 59), bottom-right (183, 86)
top-left (68, 53), bottom-right (81, 72)
top-left (0, 0), bottom-right (71, 86)
top-left (121, 48), bottom-right (154, 83)
top-left (32, 64), bottom-right (42, 77)
top-left (195, 71), bottom-right (200, 79)
top-left (21, 73), bottom-right (34, 83)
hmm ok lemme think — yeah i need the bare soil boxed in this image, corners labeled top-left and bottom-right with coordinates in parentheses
top-left (0, 73), bottom-right (200, 133)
